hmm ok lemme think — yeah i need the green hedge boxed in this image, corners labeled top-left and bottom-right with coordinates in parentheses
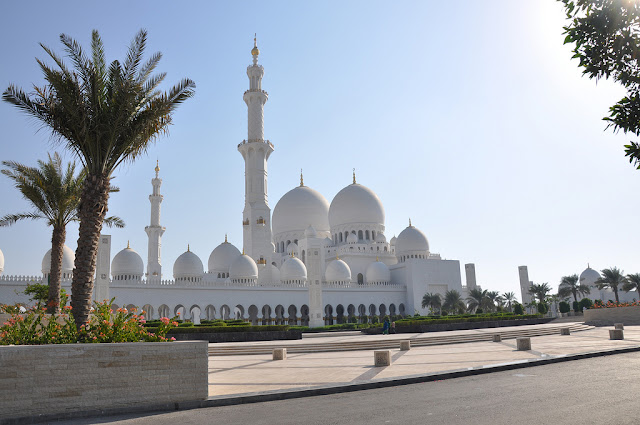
top-left (290, 323), bottom-right (374, 332)
top-left (395, 314), bottom-right (540, 327)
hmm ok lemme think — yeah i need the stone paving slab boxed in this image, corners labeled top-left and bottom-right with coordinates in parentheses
top-left (208, 325), bottom-right (640, 397)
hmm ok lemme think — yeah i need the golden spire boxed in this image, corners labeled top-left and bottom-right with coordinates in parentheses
top-left (353, 168), bottom-right (356, 184)
top-left (300, 169), bottom-right (304, 187)
top-left (127, 240), bottom-right (130, 249)
top-left (251, 33), bottom-right (260, 56)
top-left (225, 234), bottom-right (228, 243)
top-left (242, 248), bottom-right (245, 255)
top-left (187, 244), bottom-right (190, 252)
top-left (409, 218), bottom-right (412, 227)
top-left (155, 159), bottom-right (160, 173)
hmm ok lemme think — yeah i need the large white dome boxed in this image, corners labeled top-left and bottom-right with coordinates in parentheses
top-left (42, 245), bottom-right (75, 274)
top-left (272, 185), bottom-right (330, 236)
top-left (111, 246), bottom-right (144, 277)
top-left (329, 183), bottom-right (385, 228)
top-left (173, 249), bottom-right (204, 279)
top-left (325, 258), bottom-right (351, 282)
top-left (366, 260), bottom-right (390, 283)
top-left (229, 254), bottom-right (258, 280)
top-left (580, 266), bottom-right (601, 287)
top-left (281, 256), bottom-right (307, 282)
top-left (395, 224), bottom-right (429, 256)
top-left (208, 239), bottom-right (241, 273)
top-left (0, 247), bottom-right (4, 275)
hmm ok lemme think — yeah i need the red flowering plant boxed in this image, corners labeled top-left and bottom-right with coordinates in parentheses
top-left (591, 300), bottom-right (640, 309)
top-left (0, 298), bottom-right (178, 345)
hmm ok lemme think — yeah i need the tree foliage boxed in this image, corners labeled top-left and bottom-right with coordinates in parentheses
top-left (558, 273), bottom-right (591, 302)
top-left (595, 267), bottom-right (627, 303)
top-left (561, 0), bottom-right (640, 168)
top-left (3, 30), bottom-right (194, 330)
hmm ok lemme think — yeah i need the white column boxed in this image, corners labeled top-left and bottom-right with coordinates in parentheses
top-left (94, 234), bottom-right (111, 302)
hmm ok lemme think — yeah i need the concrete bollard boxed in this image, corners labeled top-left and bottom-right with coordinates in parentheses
top-left (400, 340), bottom-right (411, 351)
top-left (615, 323), bottom-right (624, 330)
top-left (560, 328), bottom-right (570, 335)
top-left (610, 329), bottom-right (624, 340)
top-left (492, 334), bottom-right (502, 342)
top-left (272, 348), bottom-right (287, 360)
top-left (516, 337), bottom-right (531, 351)
top-left (374, 350), bottom-right (392, 366)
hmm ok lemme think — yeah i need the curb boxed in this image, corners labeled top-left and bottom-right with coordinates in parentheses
top-left (5, 344), bottom-right (640, 424)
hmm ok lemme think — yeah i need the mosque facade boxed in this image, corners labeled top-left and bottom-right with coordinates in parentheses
top-left (0, 41), bottom-right (628, 325)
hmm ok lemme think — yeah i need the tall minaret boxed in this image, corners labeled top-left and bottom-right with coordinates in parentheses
top-left (145, 161), bottom-right (166, 282)
top-left (238, 35), bottom-right (274, 264)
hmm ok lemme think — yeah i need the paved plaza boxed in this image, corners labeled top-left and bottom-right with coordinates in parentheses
top-left (207, 323), bottom-right (640, 398)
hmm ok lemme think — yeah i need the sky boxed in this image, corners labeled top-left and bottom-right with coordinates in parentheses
top-left (0, 1), bottom-right (638, 299)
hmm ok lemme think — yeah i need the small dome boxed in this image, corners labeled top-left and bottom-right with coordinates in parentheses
top-left (281, 256), bottom-right (307, 281)
top-left (305, 225), bottom-right (317, 238)
top-left (395, 224), bottom-right (429, 256)
top-left (325, 258), bottom-right (351, 282)
top-left (272, 186), bottom-right (330, 237)
top-left (323, 237), bottom-right (334, 247)
top-left (580, 266), bottom-right (601, 287)
top-left (366, 260), bottom-right (390, 283)
top-left (271, 264), bottom-right (281, 282)
top-left (42, 245), bottom-right (75, 274)
top-left (0, 247), bottom-right (4, 275)
top-left (230, 254), bottom-right (258, 280)
top-left (286, 242), bottom-right (299, 256)
top-left (347, 232), bottom-right (358, 244)
top-left (173, 248), bottom-right (204, 279)
top-left (376, 232), bottom-right (387, 243)
top-left (208, 239), bottom-right (241, 273)
top-left (111, 246), bottom-right (144, 277)
top-left (329, 183), bottom-right (385, 229)
top-left (390, 236), bottom-right (397, 246)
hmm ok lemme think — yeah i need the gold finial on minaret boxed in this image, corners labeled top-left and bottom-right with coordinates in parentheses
top-left (242, 248), bottom-right (245, 255)
top-left (127, 240), bottom-right (130, 249)
top-left (155, 159), bottom-right (160, 173)
top-left (225, 234), bottom-right (228, 243)
top-left (251, 33), bottom-right (260, 56)
top-left (187, 244), bottom-right (190, 252)
top-left (409, 218), bottom-right (412, 227)
top-left (353, 168), bottom-right (356, 184)
top-left (300, 169), bottom-right (304, 187)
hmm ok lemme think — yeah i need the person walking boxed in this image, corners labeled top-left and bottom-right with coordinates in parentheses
top-left (382, 317), bottom-right (390, 335)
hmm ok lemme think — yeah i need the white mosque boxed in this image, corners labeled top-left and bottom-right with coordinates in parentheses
top-left (0, 40), bottom-right (628, 325)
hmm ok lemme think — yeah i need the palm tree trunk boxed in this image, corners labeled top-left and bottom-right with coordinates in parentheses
top-left (71, 173), bottom-right (110, 331)
top-left (614, 287), bottom-right (620, 304)
top-left (47, 225), bottom-right (65, 314)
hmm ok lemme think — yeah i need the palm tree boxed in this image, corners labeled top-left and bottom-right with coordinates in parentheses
top-left (3, 30), bottom-right (194, 329)
top-left (1, 154), bottom-right (124, 313)
top-left (623, 273), bottom-right (640, 300)
top-left (486, 291), bottom-right (500, 312)
top-left (421, 292), bottom-right (442, 314)
top-left (596, 267), bottom-right (627, 303)
top-left (466, 288), bottom-right (488, 313)
top-left (502, 292), bottom-right (516, 312)
top-left (443, 290), bottom-right (465, 314)
top-left (528, 283), bottom-right (552, 304)
top-left (558, 274), bottom-right (590, 303)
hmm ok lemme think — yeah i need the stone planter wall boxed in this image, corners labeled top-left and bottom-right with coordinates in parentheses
top-left (0, 341), bottom-right (208, 421)
top-left (363, 317), bottom-right (553, 334)
top-left (584, 306), bottom-right (640, 326)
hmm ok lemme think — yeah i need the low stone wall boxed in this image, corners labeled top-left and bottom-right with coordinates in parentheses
top-left (0, 341), bottom-right (208, 422)
top-left (584, 306), bottom-right (640, 326)
top-left (171, 330), bottom-right (302, 343)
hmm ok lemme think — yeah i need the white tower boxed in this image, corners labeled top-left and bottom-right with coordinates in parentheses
top-left (465, 263), bottom-right (477, 290)
top-left (519, 265), bottom-right (532, 307)
top-left (238, 35), bottom-right (274, 265)
top-left (145, 162), bottom-right (166, 282)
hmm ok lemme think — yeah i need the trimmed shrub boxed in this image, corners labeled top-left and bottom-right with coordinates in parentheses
top-left (537, 303), bottom-right (548, 315)
top-left (580, 298), bottom-right (593, 310)
top-left (572, 300), bottom-right (580, 313)
top-left (513, 303), bottom-right (524, 315)
top-left (371, 315), bottom-right (379, 324)
top-left (559, 301), bottom-right (570, 314)
top-left (475, 308), bottom-right (483, 315)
